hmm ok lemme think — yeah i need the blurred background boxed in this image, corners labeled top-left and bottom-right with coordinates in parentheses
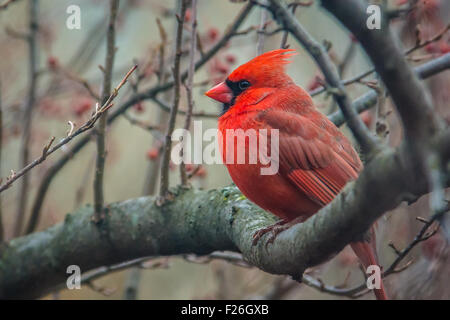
top-left (0, 0), bottom-right (449, 299)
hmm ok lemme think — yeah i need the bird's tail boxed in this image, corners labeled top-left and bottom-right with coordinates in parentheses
top-left (350, 227), bottom-right (388, 300)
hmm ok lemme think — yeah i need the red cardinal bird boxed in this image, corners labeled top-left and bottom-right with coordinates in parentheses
top-left (205, 49), bottom-right (387, 300)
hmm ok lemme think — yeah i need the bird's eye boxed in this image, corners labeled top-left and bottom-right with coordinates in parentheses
top-left (238, 80), bottom-right (250, 91)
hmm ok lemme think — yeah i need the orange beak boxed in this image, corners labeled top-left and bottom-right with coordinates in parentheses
top-left (205, 81), bottom-right (233, 104)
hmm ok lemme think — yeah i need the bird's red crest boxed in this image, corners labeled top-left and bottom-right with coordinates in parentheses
top-left (248, 49), bottom-right (297, 68)
top-left (228, 49), bottom-right (297, 87)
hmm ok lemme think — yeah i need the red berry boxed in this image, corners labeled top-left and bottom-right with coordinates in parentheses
top-left (207, 28), bottom-right (219, 42)
top-left (73, 99), bottom-right (92, 117)
top-left (360, 111), bottom-right (373, 128)
top-left (425, 42), bottom-right (438, 53)
top-left (438, 41), bottom-right (450, 54)
top-left (422, 234), bottom-right (444, 260)
top-left (225, 53), bottom-right (236, 64)
top-left (47, 56), bottom-right (59, 70)
top-left (184, 8), bottom-right (191, 22)
top-left (215, 61), bottom-right (229, 74)
top-left (146, 148), bottom-right (159, 160)
top-left (307, 76), bottom-right (323, 92)
top-left (134, 102), bottom-right (145, 113)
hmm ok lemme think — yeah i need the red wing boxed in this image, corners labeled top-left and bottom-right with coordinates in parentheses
top-left (257, 108), bottom-right (362, 207)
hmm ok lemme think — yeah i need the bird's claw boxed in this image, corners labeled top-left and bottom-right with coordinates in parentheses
top-left (252, 217), bottom-right (306, 248)
top-left (252, 219), bottom-right (287, 247)
top-left (265, 226), bottom-right (287, 247)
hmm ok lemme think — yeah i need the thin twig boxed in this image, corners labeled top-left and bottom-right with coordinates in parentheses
top-left (0, 66), bottom-right (137, 195)
top-left (280, 2), bottom-right (301, 49)
top-left (15, 0), bottom-right (39, 237)
top-left (180, 0), bottom-right (197, 186)
top-left (0, 0), bottom-right (20, 10)
top-left (287, 0), bottom-right (313, 7)
top-left (79, 251), bottom-right (247, 291)
top-left (328, 53), bottom-right (450, 127)
top-left (155, 18), bottom-right (167, 83)
top-left (151, 96), bottom-right (218, 118)
top-left (425, 151), bottom-right (448, 239)
top-left (93, 0), bottom-right (119, 223)
top-left (323, 0), bottom-right (442, 147)
top-left (79, 257), bottom-right (169, 289)
top-left (404, 24), bottom-right (450, 56)
top-left (123, 113), bottom-right (161, 135)
top-left (56, 67), bottom-right (100, 100)
top-left (0, 81), bottom-right (3, 242)
top-left (183, 252), bottom-right (252, 268)
top-left (383, 215), bottom-right (441, 276)
top-left (302, 212), bottom-right (443, 298)
top-left (158, 0), bottom-right (188, 202)
top-left (256, 0), bottom-right (269, 55)
top-left (309, 25), bottom-right (450, 97)
top-left (309, 68), bottom-right (375, 97)
top-left (326, 39), bottom-right (357, 114)
top-left (142, 18), bottom-right (169, 197)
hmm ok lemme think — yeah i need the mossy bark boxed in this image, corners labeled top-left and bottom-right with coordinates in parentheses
top-left (2, 130), bottom-right (449, 299)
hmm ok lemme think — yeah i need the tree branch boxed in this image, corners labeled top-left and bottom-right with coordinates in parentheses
top-left (0, 0), bottom-right (20, 10)
top-left (329, 53), bottom-right (450, 126)
top-left (1, 128), bottom-right (449, 298)
top-left (0, 66), bottom-right (137, 196)
top-left (159, 0), bottom-right (188, 201)
top-left (321, 0), bottom-right (442, 144)
top-left (93, 0), bottom-right (119, 222)
top-left (180, 0), bottom-right (198, 186)
top-left (0, 82), bottom-right (3, 242)
top-left (15, 0), bottom-right (39, 237)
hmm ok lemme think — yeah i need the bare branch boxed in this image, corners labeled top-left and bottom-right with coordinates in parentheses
top-left (15, 0), bottom-right (39, 237)
top-left (0, 0), bottom-right (20, 10)
top-left (55, 67), bottom-right (100, 100)
top-left (93, 0), bottom-right (119, 223)
top-left (310, 25), bottom-right (450, 98)
top-left (142, 17), bottom-right (169, 197)
top-left (122, 114), bottom-right (161, 135)
top-left (279, 1), bottom-right (313, 49)
top-left (256, 0), bottom-right (269, 55)
top-left (159, 0), bottom-right (188, 201)
top-left (0, 66), bottom-right (137, 195)
top-left (301, 210), bottom-right (444, 299)
top-left (404, 24), bottom-right (450, 56)
top-left (322, 0), bottom-right (443, 146)
top-left (0, 81), bottom-right (3, 242)
top-left (329, 53), bottom-right (450, 126)
top-left (180, 0), bottom-right (198, 186)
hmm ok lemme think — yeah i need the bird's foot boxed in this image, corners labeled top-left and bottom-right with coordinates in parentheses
top-left (252, 219), bottom-right (287, 246)
top-left (252, 217), bottom-right (306, 248)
